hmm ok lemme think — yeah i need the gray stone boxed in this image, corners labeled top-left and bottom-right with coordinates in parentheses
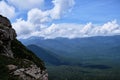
top-left (7, 64), bottom-right (18, 71)
top-left (13, 64), bottom-right (48, 80)
top-left (0, 15), bottom-right (17, 58)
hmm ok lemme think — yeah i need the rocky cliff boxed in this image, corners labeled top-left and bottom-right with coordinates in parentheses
top-left (0, 15), bottom-right (48, 80)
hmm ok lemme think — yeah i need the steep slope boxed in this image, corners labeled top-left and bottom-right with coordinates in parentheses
top-left (27, 44), bottom-right (63, 65)
top-left (0, 15), bottom-right (48, 80)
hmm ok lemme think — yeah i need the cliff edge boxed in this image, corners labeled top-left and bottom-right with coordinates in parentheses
top-left (0, 15), bottom-right (48, 80)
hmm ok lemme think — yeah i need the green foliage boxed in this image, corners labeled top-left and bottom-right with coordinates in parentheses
top-left (0, 39), bottom-right (46, 80)
top-left (27, 44), bottom-right (64, 65)
top-left (0, 55), bottom-right (15, 80)
top-left (0, 64), bottom-right (8, 80)
top-left (47, 65), bottom-right (120, 80)
top-left (11, 39), bottom-right (46, 70)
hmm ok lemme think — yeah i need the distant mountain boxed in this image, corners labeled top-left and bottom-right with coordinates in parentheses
top-left (21, 35), bottom-right (120, 80)
top-left (27, 44), bottom-right (66, 65)
top-left (21, 35), bottom-right (120, 57)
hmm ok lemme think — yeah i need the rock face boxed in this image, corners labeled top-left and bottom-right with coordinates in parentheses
top-left (0, 15), bottom-right (48, 80)
top-left (13, 65), bottom-right (48, 80)
top-left (0, 15), bottom-right (17, 58)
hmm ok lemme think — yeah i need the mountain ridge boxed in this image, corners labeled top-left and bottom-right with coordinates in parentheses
top-left (27, 44), bottom-right (65, 65)
top-left (20, 35), bottom-right (120, 56)
top-left (22, 35), bottom-right (120, 80)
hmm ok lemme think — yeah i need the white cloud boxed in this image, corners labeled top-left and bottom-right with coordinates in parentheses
top-left (12, 18), bottom-right (35, 39)
top-left (27, 8), bottom-right (51, 24)
top-left (27, 0), bottom-right (75, 24)
top-left (10, 0), bottom-right (120, 39)
top-left (13, 20), bottom-right (120, 39)
top-left (31, 20), bottom-right (120, 39)
top-left (7, 0), bottom-right (44, 10)
top-left (12, 18), bottom-right (48, 39)
top-left (80, 22), bottom-right (94, 34)
top-left (12, 0), bottom-right (76, 39)
top-left (50, 0), bottom-right (75, 19)
top-left (99, 20), bottom-right (119, 34)
top-left (0, 1), bottom-right (15, 19)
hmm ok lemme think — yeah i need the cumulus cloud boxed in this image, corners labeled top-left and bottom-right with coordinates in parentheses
top-left (0, 1), bottom-right (15, 19)
top-left (27, 8), bottom-right (51, 24)
top-left (50, 0), bottom-right (75, 19)
top-left (7, 0), bottom-right (44, 10)
top-left (12, 18), bottom-right (35, 38)
top-left (13, 19), bottom-right (120, 39)
top-left (9, 0), bottom-right (120, 39)
top-left (12, 18), bottom-right (48, 39)
top-left (99, 20), bottom-right (119, 35)
top-left (35, 20), bottom-right (120, 39)
top-left (12, 0), bottom-right (76, 39)
top-left (27, 0), bottom-right (75, 24)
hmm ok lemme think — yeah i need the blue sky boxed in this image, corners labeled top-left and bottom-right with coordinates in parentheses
top-left (72, 0), bottom-right (120, 23)
top-left (0, 0), bottom-right (120, 39)
top-left (53, 0), bottom-right (120, 24)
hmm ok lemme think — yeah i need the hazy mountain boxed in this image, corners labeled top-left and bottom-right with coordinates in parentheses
top-left (27, 44), bottom-right (67, 65)
top-left (20, 35), bottom-right (120, 58)
top-left (20, 35), bottom-right (120, 80)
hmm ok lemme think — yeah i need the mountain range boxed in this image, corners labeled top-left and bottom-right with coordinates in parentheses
top-left (27, 44), bottom-right (67, 65)
top-left (20, 35), bottom-right (120, 64)
top-left (20, 35), bottom-right (120, 80)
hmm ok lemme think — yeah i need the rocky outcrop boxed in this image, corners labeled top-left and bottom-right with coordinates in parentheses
top-left (0, 15), bottom-right (48, 80)
top-left (13, 65), bottom-right (48, 80)
top-left (0, 15), bottom-right (16, 58)
top-left (7, 64), bottom-right (48, 80)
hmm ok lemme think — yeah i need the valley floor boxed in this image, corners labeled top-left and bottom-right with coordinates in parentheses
top-left (47, 64), bottom-right (120, 80)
